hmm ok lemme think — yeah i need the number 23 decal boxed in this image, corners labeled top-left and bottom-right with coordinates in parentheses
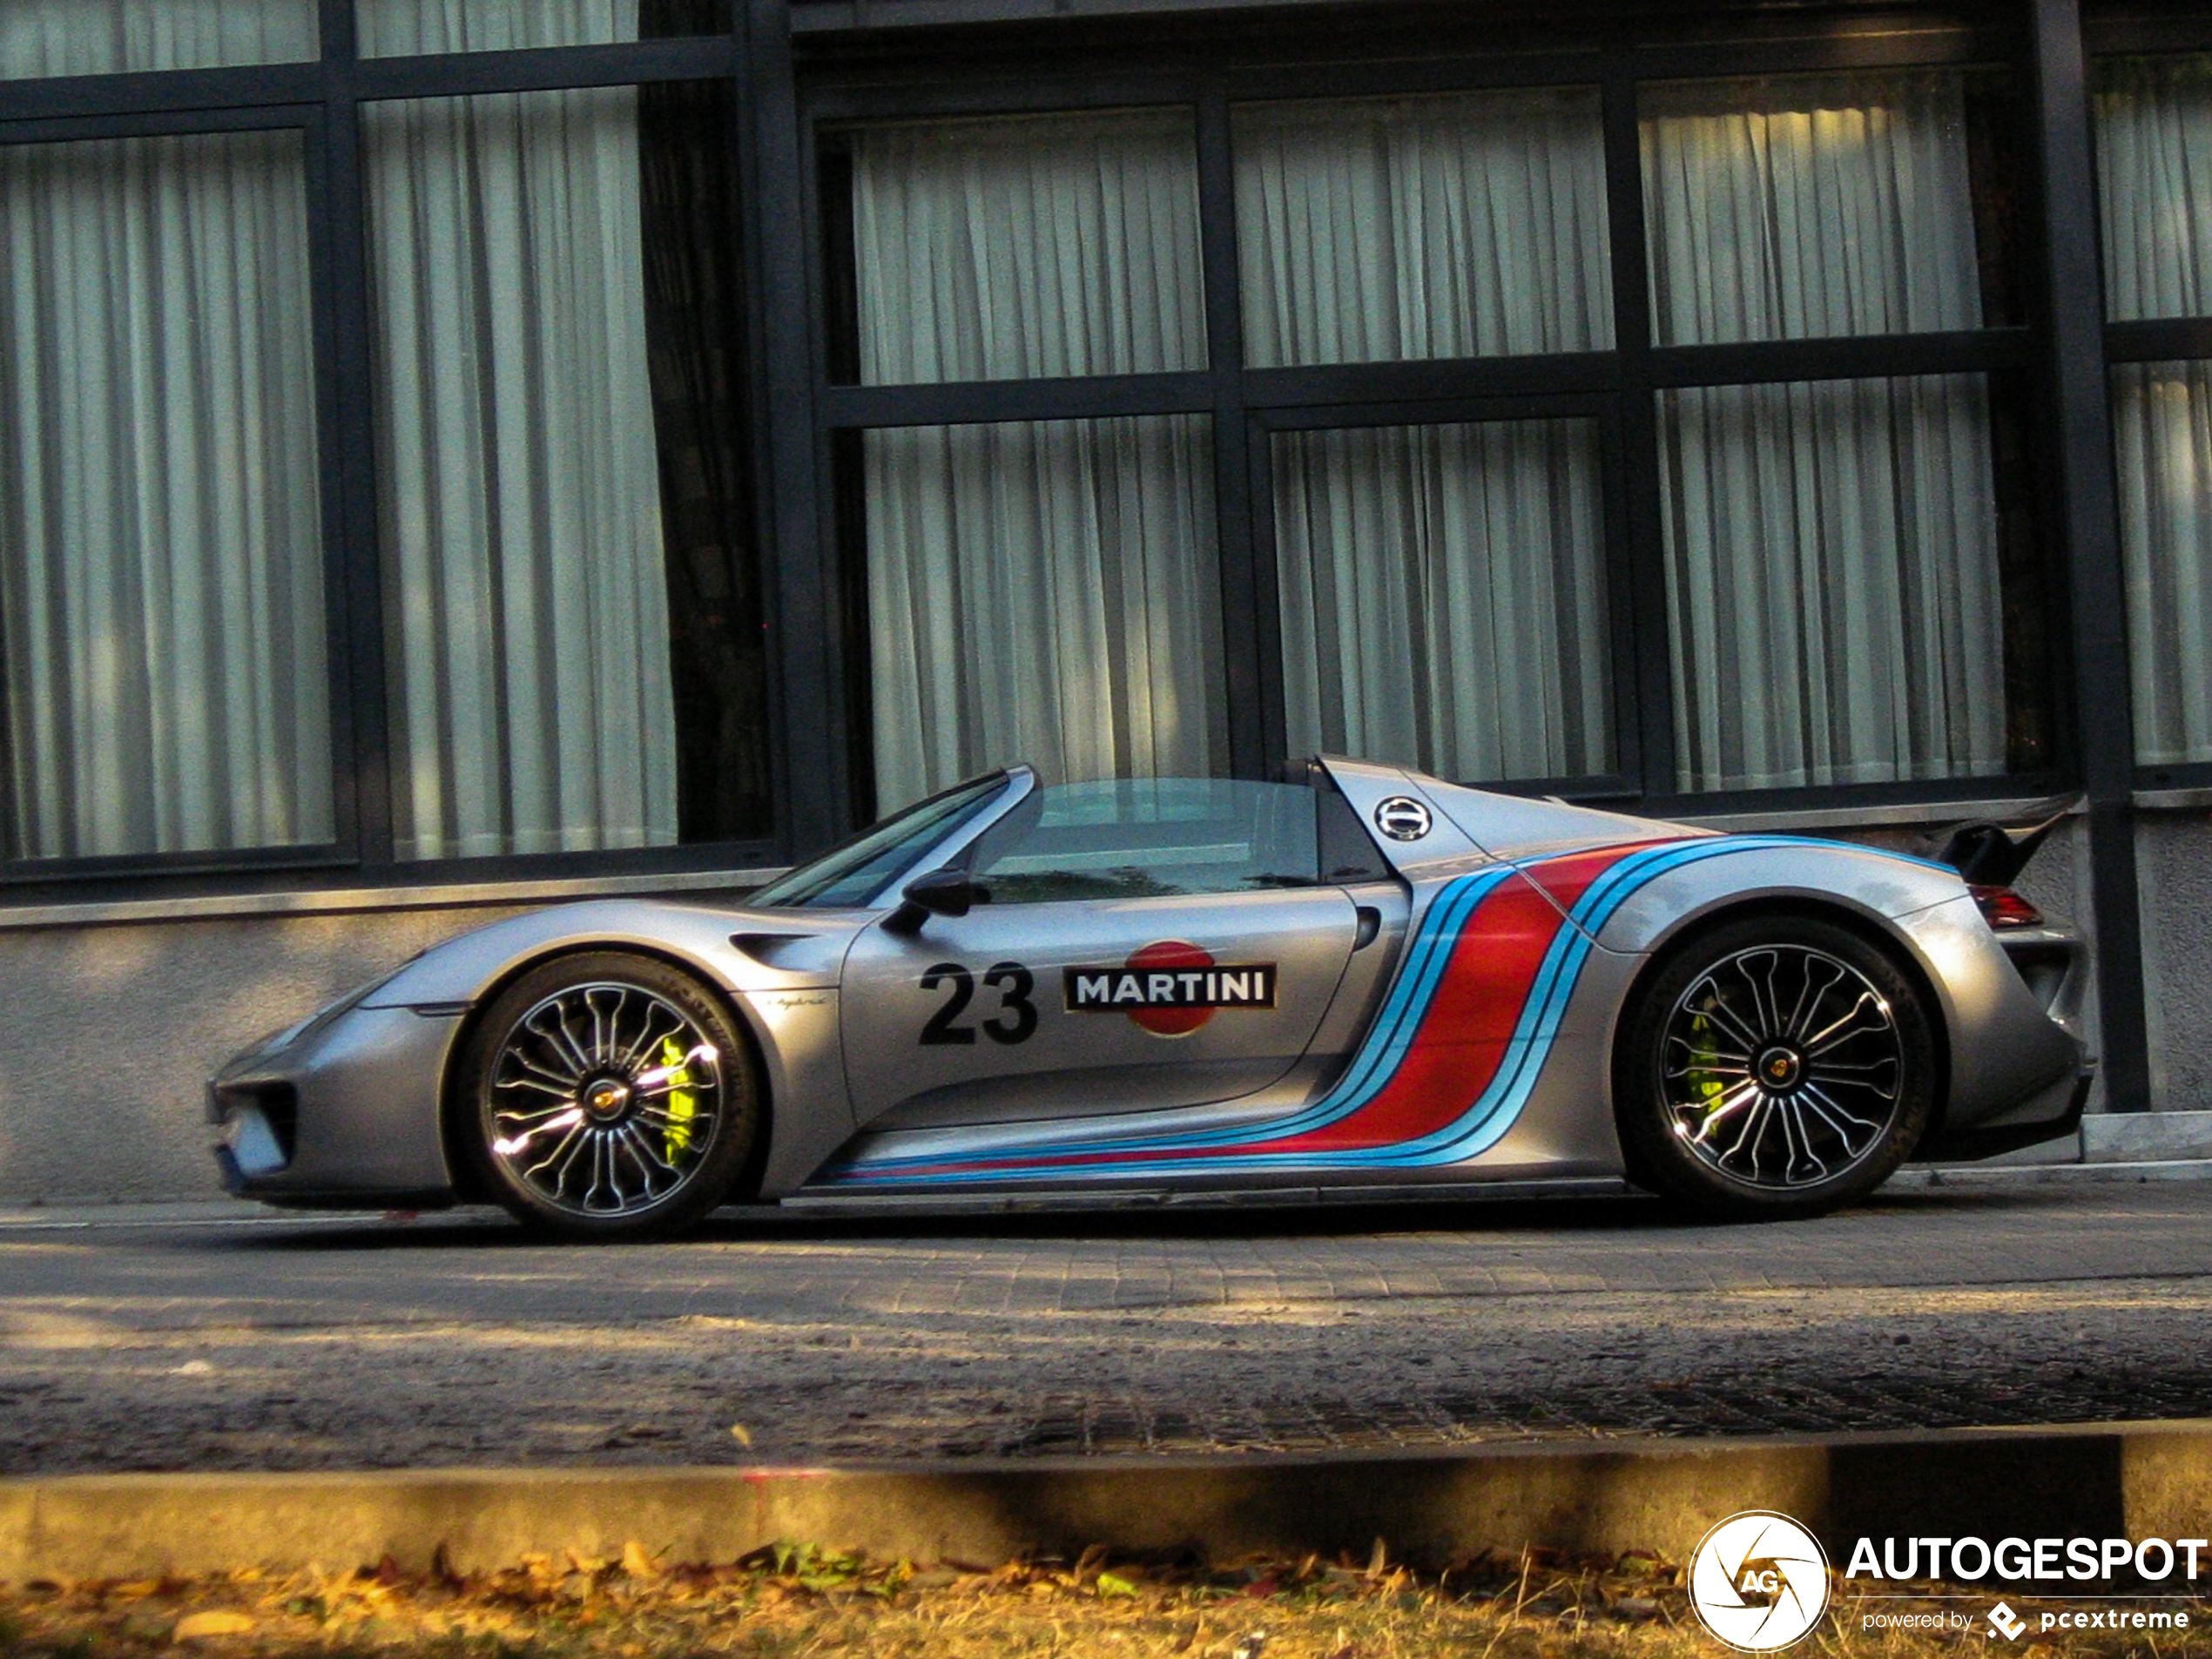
top-left (919, 961), bottom-right (1037, 1046)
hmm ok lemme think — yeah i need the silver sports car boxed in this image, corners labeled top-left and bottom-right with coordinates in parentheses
top-left (211, 757), bottom-right (2090, 1238)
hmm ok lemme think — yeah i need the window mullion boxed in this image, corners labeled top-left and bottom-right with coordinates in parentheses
top-left (318, 30), bottom-right (396, 870)
top-left (1197, 84), bottom-right (1269, 781)
top-left (2031, 0), bottom-right (2153, 1111)
top-left (1603, 64), bottom-right (1674, 802)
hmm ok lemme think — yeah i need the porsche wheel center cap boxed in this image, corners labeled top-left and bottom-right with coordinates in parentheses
top-left (1754, 1044), bottom-right (1804, 1093)
top-left (582, 1076), bottom-right (633, 1121)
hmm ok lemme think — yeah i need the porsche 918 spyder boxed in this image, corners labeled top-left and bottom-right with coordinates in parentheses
top-left (210, 757), bottom-right (2091, 1238)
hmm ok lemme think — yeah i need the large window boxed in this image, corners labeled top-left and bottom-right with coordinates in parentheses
top-left (845, 110), bottom-right (1206, 385)
top-left (827, 108), bottom-right (1220, 816)
top-left (1272, 417), bottom-right (1612, 782)
top-left (1641, 72), bottom-right (1986, 347)
top-left (2097, 56), bottom-right (2212, 772)
top-left (0, 0), bottom-right (771, 889)
top-left (355, 0), bottom-right (730, 55)
top-left (861, 415), bottom-right (1224, 813)
top-left (0, 128), bottom-right (331, 861)
top-left (364, 80), bottom-right (767, 861)
top-left (1231, 88), bottom-right (1613, 366)
top-left (1642, 70), bottom-right (2033, 793)
top-left (0, 0), bottom-right (315, 79)
top-left (1657, 375), bottom-right (2006, 790)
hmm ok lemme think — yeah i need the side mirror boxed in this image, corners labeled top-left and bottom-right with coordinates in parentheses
top-left (882, 867), bottom-right (977, 935)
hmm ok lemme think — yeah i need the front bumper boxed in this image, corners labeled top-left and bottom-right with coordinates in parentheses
top-left (209, 1003), bottom-right (466, 1206)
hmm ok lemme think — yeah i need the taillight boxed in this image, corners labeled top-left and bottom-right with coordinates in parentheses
top-left (1971, 884), bottom-right (2044, 930)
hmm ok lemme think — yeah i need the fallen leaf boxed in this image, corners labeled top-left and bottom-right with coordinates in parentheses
top-left (729, 1424), bottom-right (753, 1447)
top-left (621, 1540), bottom-right (661, 1581)
top-left (1096, 1573), bottom-right (1138, 1598)
top-left (174, 1610), bottom-right (254, 1641)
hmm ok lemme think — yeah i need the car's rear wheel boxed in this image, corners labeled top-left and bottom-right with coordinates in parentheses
top-left (1613, 914), bottom-right (1936, 1221)
top-left (455, 952), bottom-right (759, 1241)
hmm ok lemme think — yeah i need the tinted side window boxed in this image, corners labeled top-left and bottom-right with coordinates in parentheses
top-left (972, 779), bottom-right (1318, 902)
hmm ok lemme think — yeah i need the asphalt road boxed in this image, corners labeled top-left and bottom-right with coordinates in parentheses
top-left (2, 1182), bottom-right (2209, 1474)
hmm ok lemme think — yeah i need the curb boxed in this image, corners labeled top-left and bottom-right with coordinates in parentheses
top-left (7, 1420), bottom-right (2212, 1581)
top-left (1890, 1158), bottom-right (2212, 1189)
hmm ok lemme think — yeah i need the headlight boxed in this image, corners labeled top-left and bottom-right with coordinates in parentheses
top-left (248, 968), bottom-right (401, 1059)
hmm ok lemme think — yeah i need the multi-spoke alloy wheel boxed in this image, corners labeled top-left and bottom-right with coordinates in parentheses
top-left (457, 953), bottom-right (759, 1240)
top-left (1615, 916), bottom-right (1935, 1220)
top-left (1662, 946), bottom-right (1898, 1189)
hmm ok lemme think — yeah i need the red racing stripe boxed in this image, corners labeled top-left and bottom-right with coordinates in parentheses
top-left (1259, 842), bottom-right (1661, 1154)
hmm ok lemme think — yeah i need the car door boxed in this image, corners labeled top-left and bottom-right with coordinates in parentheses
top-left (840, 778), bottom-right (1362, 1131)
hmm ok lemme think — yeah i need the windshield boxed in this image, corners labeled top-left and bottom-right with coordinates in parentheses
top-left (752, 773), bottom-right (1010, 908)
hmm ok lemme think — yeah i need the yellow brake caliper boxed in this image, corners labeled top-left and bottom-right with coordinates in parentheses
top-left (1685, 1009), bottom-right (1725, 1122)
top-left (660, 1036), bottom-right (697, 1161)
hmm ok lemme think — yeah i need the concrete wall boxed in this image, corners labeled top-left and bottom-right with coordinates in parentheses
top-left (2138, 809), bottom-right (2212, 1112)
top-left (0, 902), bottom-right (538, 1204)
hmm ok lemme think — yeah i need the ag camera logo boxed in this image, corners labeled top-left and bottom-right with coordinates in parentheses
top-left (1689, 1511), bottom-right (1832, 1651)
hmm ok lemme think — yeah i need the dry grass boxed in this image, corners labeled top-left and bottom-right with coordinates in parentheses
top-left (1, 1543), bottom-right (2203, 1659)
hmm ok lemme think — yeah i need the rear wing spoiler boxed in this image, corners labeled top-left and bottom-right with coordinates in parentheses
top-left (1925, 800), bottom-right (2077, 887)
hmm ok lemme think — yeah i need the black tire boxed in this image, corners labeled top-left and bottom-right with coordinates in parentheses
top-left (454, 952), bottom-right (761, 1241)
top-left (1613, 914), bottom-right (1936, 1221)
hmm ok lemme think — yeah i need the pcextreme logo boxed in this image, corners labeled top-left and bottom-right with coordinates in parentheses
top-left (1688, 1512), bottom-right (1832, 1651)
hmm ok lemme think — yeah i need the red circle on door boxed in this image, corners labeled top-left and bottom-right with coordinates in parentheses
top-left (1126, 939), bottom-right (1217, 1037)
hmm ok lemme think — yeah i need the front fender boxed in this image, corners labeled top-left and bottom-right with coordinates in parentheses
top-left (359, 900), bottom-right (863, 1009)
top-left (354, 900), bottom-right (865, 1204)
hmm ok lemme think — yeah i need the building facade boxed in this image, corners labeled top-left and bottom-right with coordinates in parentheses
top-left (1, 0), bottom-right (2209, 1200)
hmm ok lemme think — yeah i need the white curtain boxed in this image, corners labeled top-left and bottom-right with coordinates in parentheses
top-left (1641, 71), bottom-right (1981, 345)
top-left (1642, 71), bottom-right (2004, 792)
top-left (358, 0), bottom-right (638, 56)
top-left (2097, 63), bottom-right (2212, 761)
top-left (1232, 88), bottom-right (1613, 368)
top-left (2095, 55), bottom-right (2212, 321)
top-left (366, 84), bottom-right (678, 860)
top-left (1273, 421), bottom-right (1611, 782)
top-left (850, 110), bottom-right (1206, 385)
top-left (2113, 363), bottom-right (2212, 765)
top-left (864, 417), bottom-right (1223, 812)
top-left (0, 0), bottom-right (314, 78)
top-left (850, 112), bottom-right (1222, 811)
top-left (0, 130), bottom-right (330, 859)
top-left (1659, 376), bottom-right (2006, 792)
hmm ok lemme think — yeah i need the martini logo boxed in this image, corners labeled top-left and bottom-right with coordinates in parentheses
top-left (1689, 1511), bottom-right (1832, 1651)
top-left (1063, 941), bottom-right (1277, 1036)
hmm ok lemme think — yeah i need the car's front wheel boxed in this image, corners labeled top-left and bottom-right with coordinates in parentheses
top-left (1613, 914), bottom-right (1936, 1221)
top-left (455, 952), bottom-right (760, 1241)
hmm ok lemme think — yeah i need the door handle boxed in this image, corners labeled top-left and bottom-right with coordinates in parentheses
top-left (1354, 905), bottom-right (1381, 950)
